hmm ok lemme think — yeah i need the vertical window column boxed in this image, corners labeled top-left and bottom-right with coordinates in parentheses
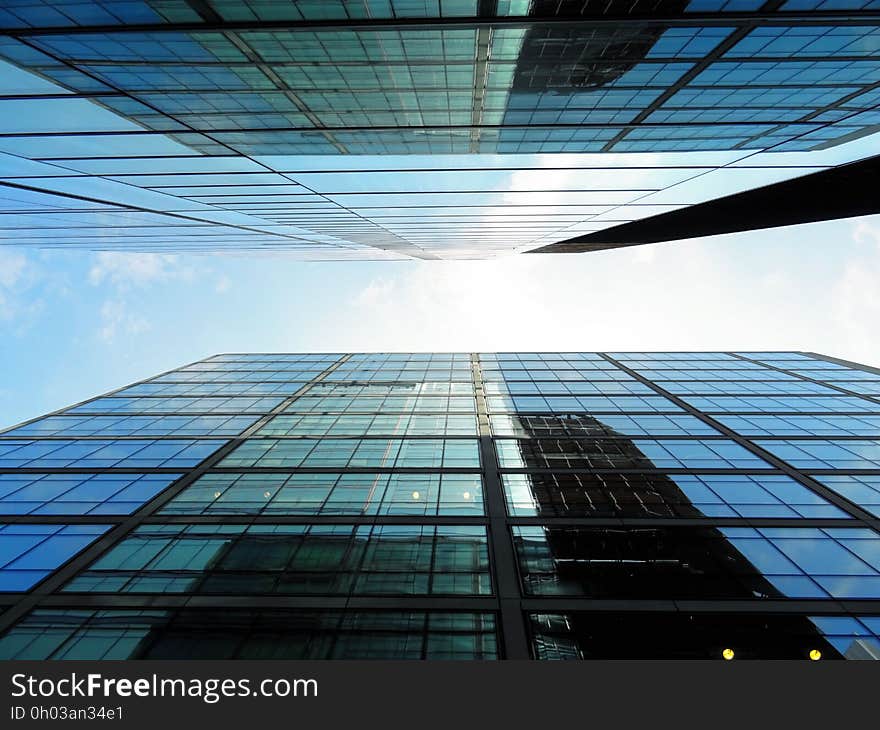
top-left (471, 353), bottom-right (529, 659)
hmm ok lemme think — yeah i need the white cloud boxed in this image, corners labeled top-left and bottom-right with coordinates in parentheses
top-left (88, 252), bottom-right (194, 289)
top-left (354, 277), bottom-right (395, 308)
top-left (830, 219), bottom-right (880, 364)
top-left (0, 249), bottom-right (28, 321)
top-left (215, 275), bottom-right (231, 294)
top-left (331, 217), bottom-right (880, 369)
top-left (97, 299), bottom-right (150, 343)
top-left (0, 249), bottom-right (25, 288)
top-left (88, 252), bottom-right (197, 344)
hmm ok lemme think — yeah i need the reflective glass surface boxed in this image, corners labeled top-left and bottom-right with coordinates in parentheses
top-left (504, 472), bottom-right (846, 518)
top-left (64, 523), bottom-right (491, 596)
top-left (513, 525), bottom-right (880, 599)
top-left (0, 473), bottom-right (180, 515)
top-left (219, 437), bottom-right (481, 468)
top-left (0, 524), bottom-right (109, 591)
top-left (529, 612), bottom-right (880, 660)
top-left (0, 8), bottom-right (877, 257)
top-left (0, 350), bottom-right (879, 661)
top-left (814, 475), bottom-right (880, 518)
top-left (161, 472), bottom-right (484, 516)
top-left (0, 438), bottom-right (225, 468)
top-left (495, 437), bottom-right (772, 469)
top-left (0, 608), bottom-right (498, 660)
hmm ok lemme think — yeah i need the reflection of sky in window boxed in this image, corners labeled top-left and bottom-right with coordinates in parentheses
top-left (0, 524), bottom-right (110, 591)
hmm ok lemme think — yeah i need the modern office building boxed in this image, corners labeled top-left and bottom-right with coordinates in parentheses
top-left (1, 350), bottom-right (880, 659)
top-left (0, 3), bottom-right (878, 257)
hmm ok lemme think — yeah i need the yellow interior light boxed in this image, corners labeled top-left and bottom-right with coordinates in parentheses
top-left (722, 648), bottom-right (735, 660)
top-left (809, 649), bottom-right (822, 661)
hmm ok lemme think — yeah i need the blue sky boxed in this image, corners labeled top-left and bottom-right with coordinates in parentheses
top-left (2, 212), bottom-right (880, 431)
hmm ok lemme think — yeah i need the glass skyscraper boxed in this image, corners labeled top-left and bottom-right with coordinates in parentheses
top-left (0, 3), bottom-right (878, 257)
top-left (1, 350), bottom-right (880, 659)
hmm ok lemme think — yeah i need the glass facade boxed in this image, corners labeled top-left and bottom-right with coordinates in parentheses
top-left (1, 350), bottom-right (880, 660)
top-left (0, 4), bottom-right (878, 258)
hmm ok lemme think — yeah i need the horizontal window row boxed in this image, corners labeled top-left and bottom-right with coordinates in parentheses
top-left (0, 524), bottom-right (109, 592)
top-left (717, 414), bottom-right (880, 437)
top-left (178, 362), bottom-right (327, 374)
top-left (161, 472), bottom-right (483, 517)
top-left (622, 360), bottom-right (765, 371)
top-left (613, 353), bottom-right (741, 361)
top-left (66, 396), bottom-right (284, 415)
top-left (0, 473), bottom-right (180, 517)
top-left (682, 395), bottom-right (880, 414)
top-left (346, 354), bottom-right (471, 363)
top-left (10, 521), bottom-right (880, 602)
top-left (814, 475), bottom-right (880, 518)
top-left (781, 370), bottom-right (880, 382)
top-left (489, 414), bottom-right (719, 437)
top-left (832, 382), bottom-right (880, 396)
top-left (487, 395), bottom-right (681, 413)
top-left (529, 612), bottom-right (880, 661)
top-left (207, 355), bottom-right (341, 363)
top-left (323, 370), bottom-right (473, 382)
top-left (282, 395), bottom-right (476, 413)
top-left (5, 607), bottom-right (878, 662)
top-left (63, 524), bottom-right (491, 597)
top-left (1, 415), bottom-right (257, 438)
top-left (0, 439), bottom-right (225, 469)
top-left (514, 526), bottom-right (880, 600)
top-left (257, 413), bottom-right (478, 437)
top-left (148, 372), bottom-right (316, 383)
top-left (757, 440), bottom-right (880, 469)
top-left (115, 381), bottom-right (309, 397)
top-left (660, 380), bottom-right (843, 395)
top-left (481, 369), bottom-right (635, 382)
top-left (0, 609), bottom-right (498, 661)
top-left (504, 472), bottom-right (845, 519)
top-left (481, 362), bottom-right (620, 372)
top-left (750, 359), bottom-right (862, 371)
top-left (632, 369), bottom-right (800, 381)
top-left (305, 382), bottom-right (474, 396)
top-left (480, 354), bottom-right (605, 362)
top-left (333, 361), bottom-right (471, 370)
top-left (219, 438), bottom-right (480, 469)
top-left (495, 438), bottom-right (770, 470)
top-left (484, 380), bottom-right (650, 395)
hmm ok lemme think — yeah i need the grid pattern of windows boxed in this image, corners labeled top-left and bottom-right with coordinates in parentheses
top-left (160, 472), bottom-right (484, 517)
top-left (0, 439), bottom-right (225, 469)
top-left (0, 9), bottom-right (877, 259)
top-left (503, 473), bottom-right (847, 518)
top-left (63, 523), bottom-right (491, 597)
top-left (495, 437), bottom-right (773, 469)
top-left (513, 525), bottom-right (880, 599)
top-left (528, 613), bottom-right (880, 660)
top-left (219, 438), bottom-right (481, 469)
top-left (2, 414), bottom-right (258, 438)
top-left (0, 609), bottom-right (498, 660)
top-left (1, 350), bottom-right (879, 660)
top-left (258, 413), bottom-right (478, 437)
top-left (0, 473), bottom-right (180, 515)
top-left (489, 413), bottom-right (719, 437)
top-left (0, 524), bottom-right (109, 591)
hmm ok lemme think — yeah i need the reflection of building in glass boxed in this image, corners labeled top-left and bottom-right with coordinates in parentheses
top-left (1, 350), bottom-right (880, 659)
top-left (0, 4), bottom-right (878, 256)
